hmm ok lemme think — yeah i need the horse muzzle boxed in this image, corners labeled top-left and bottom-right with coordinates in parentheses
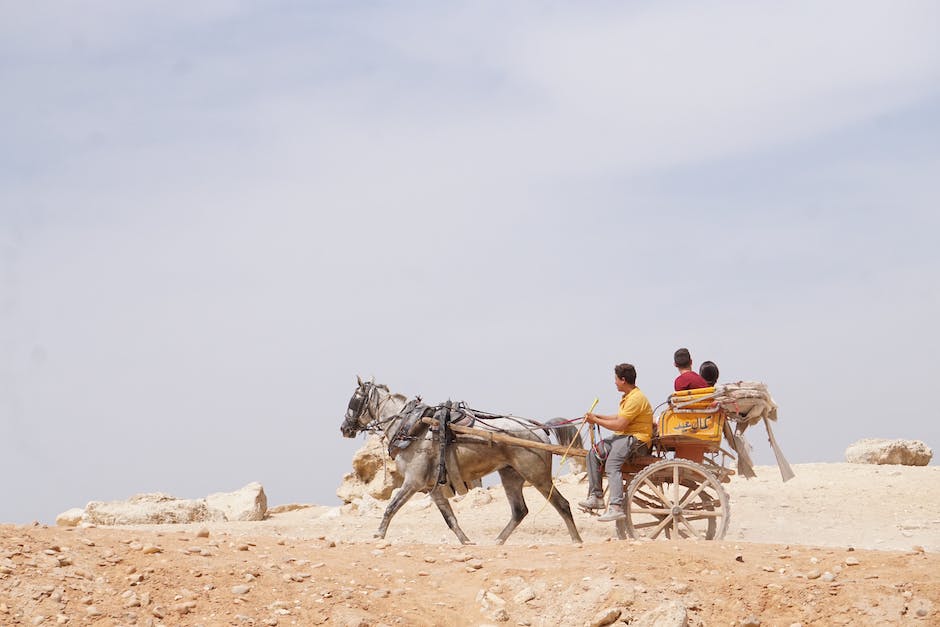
top-left (340, 416), bottom-right (359, 438)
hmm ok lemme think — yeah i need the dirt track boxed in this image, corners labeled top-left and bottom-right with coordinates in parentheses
top-left (2, 464), bottom-right (939, 625)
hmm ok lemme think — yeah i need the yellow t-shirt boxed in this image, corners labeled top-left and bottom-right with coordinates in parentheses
top-left (614, 387), bottom-right (654, 443)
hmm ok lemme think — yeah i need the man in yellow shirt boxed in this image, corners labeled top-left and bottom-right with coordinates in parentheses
top-left (578, 363), bottom-right (654, 522)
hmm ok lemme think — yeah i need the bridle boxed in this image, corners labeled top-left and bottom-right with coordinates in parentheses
top-left (343, 381), bottom-right (398, 435)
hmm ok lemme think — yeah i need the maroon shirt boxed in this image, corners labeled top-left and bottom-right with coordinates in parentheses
top-left (674, 371), bottom-right (710, 391)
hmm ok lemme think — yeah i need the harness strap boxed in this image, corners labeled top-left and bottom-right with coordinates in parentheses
top-left (436, 402), bottom-right (452, 485)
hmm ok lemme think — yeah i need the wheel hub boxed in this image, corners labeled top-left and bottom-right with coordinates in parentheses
top-left (671, 505), bottom-right (682, 516)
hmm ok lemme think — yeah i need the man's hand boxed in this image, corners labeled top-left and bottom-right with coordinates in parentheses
top-left (584, 413), bottom-right (597, 424)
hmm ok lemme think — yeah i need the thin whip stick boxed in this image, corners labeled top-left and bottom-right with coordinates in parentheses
top-left (533, 398), bottom-right (600, 519)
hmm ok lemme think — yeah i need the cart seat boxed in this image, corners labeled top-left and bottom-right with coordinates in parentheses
top-left (657, 387), bottom-right (724, 462)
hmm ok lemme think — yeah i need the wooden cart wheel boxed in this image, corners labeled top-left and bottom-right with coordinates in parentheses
top-left (618, 458), bottom-right (730, 541)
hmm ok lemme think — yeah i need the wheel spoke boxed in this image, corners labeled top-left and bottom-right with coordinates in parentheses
top-left (677, 480), bottom-right (710, 509)
top-left (631, 508), bottom-right (672, 515)
top-left (672, 465), bottom-right (680, 504)
top-left (678, 516), bottom-right (703, 539)
top-left (682, 512), bottom-right (722, 520)
top-left (640, 478), bottom-right (672, 507)
top-left (632, 495), bottom-right (662, 510)
top-left (633, 486), bottom-right (665, 505)
top-left (650, 514), bottom-right (673, 539)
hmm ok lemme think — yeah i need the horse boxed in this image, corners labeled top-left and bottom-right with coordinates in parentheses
top-left (340, 377), bottom-right (584, 544)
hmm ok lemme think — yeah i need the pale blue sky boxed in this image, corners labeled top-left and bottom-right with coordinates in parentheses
top-left (2, 1), bottom-right (939, 523)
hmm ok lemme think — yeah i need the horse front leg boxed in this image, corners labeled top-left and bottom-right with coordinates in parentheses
top-left (375, 483), bottom-right (419, 539)
top-left (495, 467), bottom-right (528, 545)
top-left (429, 490), bottom-right (473, 545)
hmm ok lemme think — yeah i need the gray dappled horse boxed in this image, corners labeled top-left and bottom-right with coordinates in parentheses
top-left (340, 378), bottom-right (584, 544)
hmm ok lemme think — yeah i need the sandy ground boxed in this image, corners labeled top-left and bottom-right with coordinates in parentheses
top-left (2, 463), bottom-right (939, 626)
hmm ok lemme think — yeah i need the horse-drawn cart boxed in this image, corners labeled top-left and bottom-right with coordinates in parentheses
top-left (342, 378), bottom-right (790, 545)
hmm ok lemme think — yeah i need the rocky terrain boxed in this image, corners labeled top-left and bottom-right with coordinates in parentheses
top-left (2, 463), bottom-right (938, 626)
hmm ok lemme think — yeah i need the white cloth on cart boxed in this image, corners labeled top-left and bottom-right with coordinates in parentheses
top-left (714, 381), bottom-right (778, 425)
top-left (715, 381), bottom-right (794, 482)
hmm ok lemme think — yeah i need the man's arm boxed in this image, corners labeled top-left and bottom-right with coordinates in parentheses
top-left (585, 412), bottom-right (629, 432)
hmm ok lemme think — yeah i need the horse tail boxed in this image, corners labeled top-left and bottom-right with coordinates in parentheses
top-left (543, 417), bottom-right (583, 450)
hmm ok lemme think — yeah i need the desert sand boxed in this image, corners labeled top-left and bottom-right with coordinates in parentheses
top-left (2, 463), bottom-right (938, 626)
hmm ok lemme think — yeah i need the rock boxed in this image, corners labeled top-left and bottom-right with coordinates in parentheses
top-left (513, 587), bottom-right (536, 604)
top-left (351, 493), bottom-right (385, 517)
top-left (267, 503), bottom-right (311, 514)
top-left (55, 508), bottom-right (84, 527)
top-left (206, 482), bottom-right (268, 521)
top-left (336, 435), bottom-right (403, 502)
top-left (83, 493), bottom-right (225, 525)
top-left (468, 487), bottom-right (494, 507)
top-left (632, 600), bottom-right (687, 627)
top-left (482, 591), bottom-right (506, 609)
top-left (845, 439), bottom-right (932, 466)
top-left (590, 607), bottom-right (621, 627)
top-left (172, 601), bottom-right (196, 615)
top-left (231, 585), bottom-right (251, 595)
top-left (490, 608), bottom-right (510, 622)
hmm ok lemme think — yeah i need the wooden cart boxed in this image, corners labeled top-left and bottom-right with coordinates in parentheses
top-left (610, 386), bottom-right (734, 541)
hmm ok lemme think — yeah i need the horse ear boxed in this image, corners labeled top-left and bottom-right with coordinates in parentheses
top-left (357, 375), bottom-right (363, 386)
top-left (370, 376), bottom-right (375, 385)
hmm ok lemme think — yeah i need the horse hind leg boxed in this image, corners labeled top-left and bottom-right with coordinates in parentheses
top-left (494, 467), bottom-right (529, 545)
top-left (527, 471), bottom-right (583, 544)
top-left (428, 490), bottom-right (473, 545)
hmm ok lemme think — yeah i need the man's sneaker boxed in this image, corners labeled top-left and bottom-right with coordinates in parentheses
top-left (577, 495), bottom-right (605, 511)
top-left (597, 505), bottom-right (626, 522)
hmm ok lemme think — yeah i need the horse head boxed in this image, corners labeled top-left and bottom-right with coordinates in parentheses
top-left (341, 376), bottom-right (378, 438)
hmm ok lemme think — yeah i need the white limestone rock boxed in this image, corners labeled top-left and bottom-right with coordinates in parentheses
top-left (83, 493), bottom-right (225, 525)
top-left (336, 435), bottom-right (403, 503)
top-left (845, 439), bottom-right (932, 466)
top-left (206, 482), bottom-right (267, 521)
top-left (55, 508), bottom-right (84, 527)
top-left (632, 600), bottom-right (688, 627)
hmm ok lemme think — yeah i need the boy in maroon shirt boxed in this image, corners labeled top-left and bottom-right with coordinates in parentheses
top-left (673, 347), bottom-right (709, 391)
